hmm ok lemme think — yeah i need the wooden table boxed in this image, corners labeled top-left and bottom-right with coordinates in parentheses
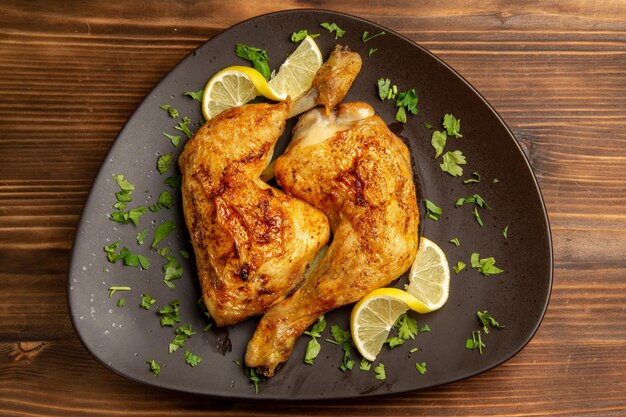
top-left (1, 1), bottom-right (625, 415)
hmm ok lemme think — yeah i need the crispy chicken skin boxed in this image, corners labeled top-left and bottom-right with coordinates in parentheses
top-left (178, 47), bottom-right (361, 326)
top-left (245, 103), bottom-right (420, 376)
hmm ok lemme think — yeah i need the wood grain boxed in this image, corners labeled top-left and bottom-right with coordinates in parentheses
top-left (1, 0), bottom-right (625, 415)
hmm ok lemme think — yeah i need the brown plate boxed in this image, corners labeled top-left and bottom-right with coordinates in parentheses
top-left (68, 9), bottom-right (552, 400)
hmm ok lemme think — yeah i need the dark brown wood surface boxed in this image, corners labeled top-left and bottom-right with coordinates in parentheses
top-left (1, 0), bottom-right (625, 415)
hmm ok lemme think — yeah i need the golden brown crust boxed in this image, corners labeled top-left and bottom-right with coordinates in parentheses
top-left (312, 45), bottom-right (362, 112)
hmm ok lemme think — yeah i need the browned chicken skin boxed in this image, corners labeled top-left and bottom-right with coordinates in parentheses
top-left (245, 103), bottom-right (420, 376)
top-left (178, 46), bottom-right (362, 326)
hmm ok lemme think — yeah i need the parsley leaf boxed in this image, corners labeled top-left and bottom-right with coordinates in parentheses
top-left (424, 199), bottom-right (442, 221)
top-left (359, 358), bottom-right (371, 371)
top-left (368, 48), bottom-right (377, 57)
top-left (410, 347), bottom-right (418, 353)
top-left (443, 113), bottom-right (462, 138)
top-left (440, 150), bottom-right (466, 177)
top-left (503, 225), bottom-right (509, 239)
top-left (455, 194), bottom-right (489, 208)
top-left (395, 313), bottom-right (418, 340)
top-left (395, 106), bottom-right (406, 123)
top-left (326, 325), bottom-right (351, 345)
top-left (320, 22), bottom-right (346, 39)
top-left (385, 336), bottom-right (405, 348)
top-left (163, 132), bottom-right (181, 147)
top-left (431, 131), bottom-right (447, 158)
top-left (108, 286), bottom-right (131, 298)
top-left (170, 324), bottom-right (196, 353)
top-left (470, 252), bottom-right (504, 275)
top-left (157, 154), bottom-right (173, 175)
top-left (137, 228), bottom-right (147, 245)
top-left (466, 330), bottom-right (485, 354)
top-left (159, 104), bottom-right (179, 119)
top-left (362, 30), bottom-right (385, 42)
top-left (396, 89), bottom-right (418, 115)
top-left (245, 366), bottom-right (261, 393)
top-left (147, 359), bottom-right (161, 376)
top-left (184, 90), bottom-right (203, 101)
top-left (174, 116), bottom-right (193, 139)
top-left (158, 299), bottom-right (181, 327)
top-left (339, 342), bottom-right (356, 372)
top-left (415, 361), bottom-right (427, 375)
top-left (149, 190), bottom-right (175, 212)
top-left (162, 252), bottom-right (183, 289)
top-left (449, 237), bottom-right (460, 247)
top-left (117, 298), bottom-right (125, 307)
top-left (376, 78), bottom-right (396, 101)
top-left (113, 174), bottom-right (134, 207)
top-left (164, 175), bottom-right (182, 188)
top-left (424, 122), bottom-right (433, 129)
top-left (374, 363), bottom-right (386, 380)
top-left (180, 250), bottom-right (190, 259)
top-left (152, 221), bottom-right (176, 248)
top-left (477, 310), bottom-right (504, 334)
top-left (291, 30), bottom-right (319, 42)
top-left (303, 316), bottom-right (326, 365)
top-left (140, 293), bottom-right (156, 310)
top-left (473, 206), bottom-right (484, 226)
top-left (464, 172), bottom-right (480, 184)
top-left (184, 350), bottom-right (202, 367)
top-left (453, 261), bottom-right (466, 274)
top-left (235, 43), bottom-right (271, 80)
top-left (110, 206), bottom-right (148, 226)
top-left (420, 324), bottom-right (431, 333)
top-left (104, 242), bottom-right (150, 269)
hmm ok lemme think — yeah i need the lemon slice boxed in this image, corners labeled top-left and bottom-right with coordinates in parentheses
top-left (405, 237), bottom-right (450, 311)
top-left (350, 288), bottom-right (431, 361)
top-left (268, 36), bottom-right (323, 100)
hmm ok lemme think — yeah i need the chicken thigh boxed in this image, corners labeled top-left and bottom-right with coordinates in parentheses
top-left (245, 102), bottom-right (420, 376)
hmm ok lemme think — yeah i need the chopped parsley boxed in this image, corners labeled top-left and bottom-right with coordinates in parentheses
top-left (374, 363), bottom-right (386, 380)
top-left (395, 313), bottom-right (418, 340)
top-left (117, 298), bottom-right (125, 307)
top-left (180, 250), bottom-right (190, 259)
top-left (140, 293), bottom-right (156, 310)
top-left (325, 325), bottom-right (355, 371)
top-left (170, 324), bottom-right (196, 353)
top-left (359, 358), bottom-right (371, 371)
top-left (424, 199), bottom-right (442, 221)
top-left (303, 315), bottom-right (326, 365)
top-left (473, 206), bottom-right (484, 226)
top-left (470, 252), bottom-right (504, 275)
top-left (113, 174), bottom-right (134, 210)
top-left (395, 106), bottom-right (407, 123)
top-left (163, 132), bottom-right (181, 147)
top-left (136, 228), bottom-right (147, 245)
top-left (158, 247), bottom-right (183, 289)
top-left (362, 30), bottom-right (385, 42)
top-left (110, 206), bottom-right (148, 226)
top-left (174, 116), bottom-right (193, 139)
top-left (291, 30), bottom-right (319, 42)
top-left (320, 22), bottom-right (345, 39)
top-left (245, 366), bottom-right (261, 393)
top-left (376, 78), bottom-right (397, 100)
top-left (424, 122), bottom-right (433, 129)
top-left (157, 154), bottom-right (173, 175)
top-left (395, 89), bottom-right (418, 123)
top-left (184, 349), bottom-right (202, 367)
top-left (147, 359), bottom-right (160, 376)
top-left (164, 175), bottom-right (182, 188)
top-left (159, 104), bottom-right (179, 118)
top-left (104, 241), bottom-right (150, 269)
top-left (149, 190), bottom-right (175, 212)
top-left (409, 347), bottom-right (418, 353)
top-left (415, 361), bottom-right (427, 375)
top-left (108, 286), bottom-right (131, 298)
top-left (503, 225), bottom-right (509, 239)
top-left (235, 43), bottom-right (271, 80)
top-left (158, 299), bottom-right (181, 327)
top-left (455, 194), bottom-right (489, 208)
top-left (368, 48), bottom-right (377, 57)
top-left (477, 310), bottom-right (504, 334)
top-left (449, 237), bottom-right (460, 247)
top-left (453, 261), bottom-right (466, 274)
top-left (443, 113), bottom-right (462, 138)
top-left (184, 90), bottom-right (203, 101)
top-left (152, 221), bottom-right (176, 248)
top-left (464, 172), bottom-right (480, 184)
top-left (420, 324), bottom-right (431, 333)
top-left (440, 150), bottom-right (466, 177)
top-left (431, 131), bottom-right (447, 158)
top-left (466, 330), bottom-right (485, 354)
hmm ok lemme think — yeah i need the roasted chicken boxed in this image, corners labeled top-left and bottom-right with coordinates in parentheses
top-left (178, 46), bottom-right (361, 326)
top-left (245, 102), bottom-right (420, 376)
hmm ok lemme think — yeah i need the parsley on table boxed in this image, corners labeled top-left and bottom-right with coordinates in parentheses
top-left (477, 311), bottom-right (504, 334)
top-left (291, 30), bottom-right (319, 42)
top-left (443, 113), bottom-right (462, 138)
top-left (376, 78), bottom-right (397, 100)
top-left (158, 299), bottom-right (181, 327)
top-left (303, 315), bottom-right (326, 365)
top-left (164, 175), bottom-right (181, 188)
top-left (440, 150), bottom-right (466, 177)
top-left (108, 286), bottom-right (131, 298)
top-left (431, 131), bottom-right (447, 158)
top-left (362, 30), bottom-right (385, 42)
top-left (320, 22), bottom-right (345, 39)
top-left (170, 324), bottom-right (196, 353)
top-left (339, 342), bottom-right (356, 371)
top-left (473, 206), bottom-right (484, 226)
top-left (420, 324), bottom-right (431, 333)
top-left (163, 132), bottom-right (181, 147)
top-left (466, 330), bottom-right (485, 354)
top-left (424, 199), bottom-right (442, 221)
top-left (104, 241), bottom-right (150, 269)
top-left (449, 237), bottom-right (460, 247)
top-left (410, 347), bottom-right (418, 353)
top-left (245, 366), bottom-right (261, 393)
top-left (159, 104), bottom-right (179, 118)
top-left (424, 122), bottom-right (433, 129)
top-left (158, 247), bottom-right (184, 289)
top-left (152, 221), bottom-right (176, 248)
top-left (325, 325), bottom-right (355, 371)
top-left (503, 225), bottom-right (509, 239)
top-left (149, 190), bottom-right (175, 212)
top-left (395, 313), bottom-right (418, 340)
top-left (235, 43), bottom-right (271, 80)
top-left (147, 359), bottom-right (161, 376)
top-left (140, 293), bottom-right (156, 310)
top-left (415, 361), bottom-right (427, 375)
top-left (395, 106), bottom-right (407, 123)
top-left (174, 116), bottom-right (193, 139)
top-left (464, 172), bottom-right (480, 184)
top-left (470, 252), bottom-right (504, 275)
top-left (113, 174), bottom-right (134, 210)
top-left (136, 228), bottom-right (147, 245)
top-left (374, 363), bottom-right (386, 380)
top-left (368, 48), bottom-right (377, 57)
top-left (157, 154), bottom-right (173, 175)
top-left (385, 336), bottom-right (404, 348)
top-left (184, 350), bottom-right (202, 367)
top-left (396, 89), bottom-right (418, 115)
top-left (117, 298), bottom-right (125, 307)
top-left (184, 90), bottom-right (203, 101)
top-left (453, 261), bottom-right (466, 274)
top-left (455, 194), bottom-right (489, 208)
top-left (359, 358), bottom-right (371, 371)
top-left (110, 206), bottom-right (148, 226)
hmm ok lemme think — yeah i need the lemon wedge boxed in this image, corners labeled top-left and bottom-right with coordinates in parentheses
top-left (405, 237), bottom-right (450, 311)
top-left (268, 35), bottom-right (323, 100)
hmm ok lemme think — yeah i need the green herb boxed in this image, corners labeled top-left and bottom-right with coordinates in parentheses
top-left (162, 252), bottom-right (183, 289)
top-left (158, 299), bottom-right (181, 327)
top-left (339, 342), bottom-right (356, 371)
top-left (140, 293), bottom-right (156, 310)
top-left (449, 237), bottom-right (460, 247)
top-left (149, 190), bottom-right (175, 212)
top-left (368, 48), bottom-right (377, 57)
top-left (174, 116), bottom-right (193, 139)
top-left (362, 30), bottom-right (385, 42)
top-left (464, 172), bottom-right (480, 184)
top-left (233, 360), bottom-right (241, 366)
top-left (245, 366), bottom-right (261, 393)
top-left (184, 350), bottom-right (202, 367)
top-left (303, 315), bottom-right (326, 365)
top-left (473, 206), bottom-right (484, 226)
top-left (466, 330), bottom-right (485, 354)
top-left (108, 286), bottom-right (131, 298)
top-left (359, 358), bottom-right (371, 371)
top-left (455, 194), bottom-right (489, 208)
top-left (440, 150), bottom-right (466, 177)
top-left (326, 325), bottom-right (351, 345)
top-left (113, 174), bottom-right (134, 209)
top-left (117, 298), bottom-right (125, 307)
top-left (235, 43), bottom-right (271, 80)
top-left (453, 261), bottom-right (466, 274)
top-left (477, 311), bottom-right (504, 334)
top-left (103, 241), bottom-right (150, 269)
top-left (163, 132), bottom-right (181, 147)
top-left (395, 313), bottom-right (418, 340)
top-left (410, 347), bottom-right (418, 353)
top-left (385, 336), bottom-right (405, 348)
top-left (110, 206), bottom-right (148, 226)
top-left (431, 131), bottom-right (447, 158)
top-left (424, 199), bottom-right (442, 221)
top-left (374, 363), bottom-right (386, 380)
top-left (396, 89), bottom-right (418, 115)
top-left (493, 178), bottom-right (500, 183)
top-left (180, 250), bottom-right (190, 259)
top-left (470, 252), bottom-right (504, 275)
top-left (420, 324), bottom-right (431, 333)
top-left (159, 104), bottom-right (179, 119)
top-left (376, 78), bottom-right (396, 101)
top-left (291, 30), bottom-right (320, 42)
top-left (424, 122), bottom-right (433, 129)
top-left (395, 106), bottom-right (406, 123)
top-left (415, 361), bottom-right (427, 375)
top-left (184, 90), bottom-right (203, 101)
top-left (503, 225), bottom-right (509, 239)
top-left (157, 154), bottom-right (173, 175)
top-left (170, 324), bottom-right (197, 353)
top-left (136, 228), bottom-right (147, 245)
top-left (147, 359), bottom-right (161, 376)
top-left (152, 221), bottom-right (176, 248)
top-left (320, 22), bottom-right (346, 39)
top-left (164, 175), bottom-right (182, 188)
top-left (443, 113), bottom-right (462, 138)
